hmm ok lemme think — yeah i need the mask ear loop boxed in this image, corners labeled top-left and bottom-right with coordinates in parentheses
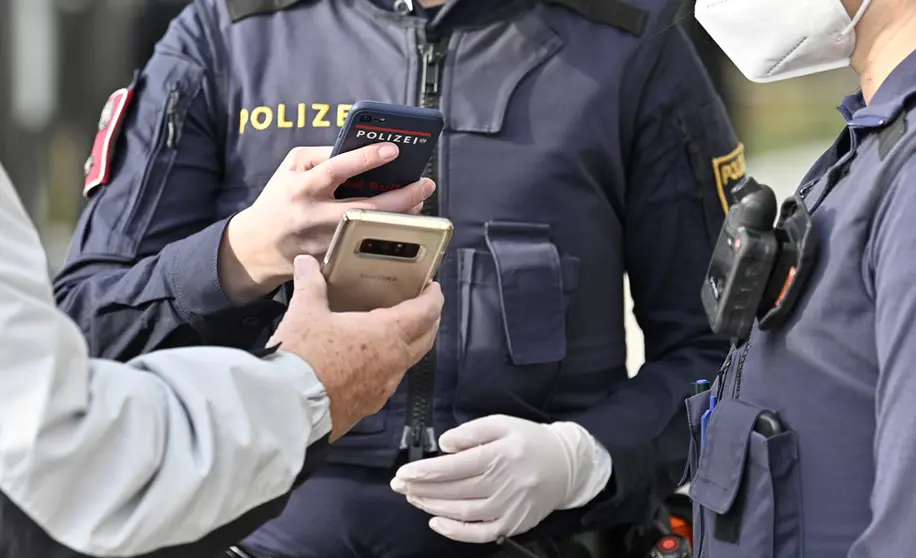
top-left (841, 0), bottom-right (872, 35)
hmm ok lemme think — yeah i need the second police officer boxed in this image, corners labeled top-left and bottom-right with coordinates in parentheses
top-left (54, 0), bottom-right (745, 556)
top-left (687, 0), bottom-right (916, 556)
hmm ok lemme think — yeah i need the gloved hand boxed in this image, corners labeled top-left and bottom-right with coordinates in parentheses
top-left (390, 414), bottom-right (613, 543)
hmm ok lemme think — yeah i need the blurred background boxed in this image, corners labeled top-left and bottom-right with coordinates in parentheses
top-left (0, 0), bottom-right (860, 372)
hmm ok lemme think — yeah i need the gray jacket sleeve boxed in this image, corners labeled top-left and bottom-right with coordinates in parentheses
top-left (0, 162), bottom-right (331, 557)
top-left (851, 157), bottom-right (916, 557)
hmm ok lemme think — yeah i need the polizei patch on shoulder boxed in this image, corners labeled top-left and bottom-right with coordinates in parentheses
top-left (712, 143), bottom-right (748, 212)
top-left (83, 87), bottom-right (136, 199)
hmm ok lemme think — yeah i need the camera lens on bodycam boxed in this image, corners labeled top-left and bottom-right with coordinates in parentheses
top-left (359, 114), bottom-right (372, 123)
top-left (359, 239), bottom-right (420, 259)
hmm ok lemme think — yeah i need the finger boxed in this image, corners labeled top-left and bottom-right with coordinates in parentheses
top-left (391, 475), bottom-right (493, 500)
top-left (437, 415), bottom-right (515, 454)
top-left (281, 146), bottom-right (333, 171)
top-left (394, 443), bottom-right (492, 482)
top-left (290, 255), bottom-right (329, 312)
top-left (428, 517), bottom-right (504, 544)
top-left (405, 317), bottom-right (439, 362)
top-left (357, 178), bottom-right (435, 214)
top-left (407, 201), bottom-right (424, 215)
top-left (377, 282), bottom-right (444, 344)
top-left (310, 143), bottom-right (400, 195)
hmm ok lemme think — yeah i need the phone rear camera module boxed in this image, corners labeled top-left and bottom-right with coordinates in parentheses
top-left (359, 239), bottom-right (420, 259)
top-left (396, 242), bottom-right (420, 258)
top-left (359, 114), bottom-right (372, 123)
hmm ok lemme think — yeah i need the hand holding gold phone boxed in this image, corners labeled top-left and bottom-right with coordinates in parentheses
top-left (321, 209), bottom-right (453, 313)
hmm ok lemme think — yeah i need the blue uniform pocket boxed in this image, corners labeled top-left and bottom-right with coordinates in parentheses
top-left (454, 222), bottom-right (579, 420)
top-left (689, 399), bottom-right (802, 558)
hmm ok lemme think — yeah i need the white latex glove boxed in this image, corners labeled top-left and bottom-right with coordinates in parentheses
top-left (390, 414), bottom-right (612, 544)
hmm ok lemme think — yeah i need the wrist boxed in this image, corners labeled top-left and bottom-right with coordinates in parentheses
top-left (218, 211), bottom-right (289, 304)
top-left (547, 421), bottom-right (613, 510)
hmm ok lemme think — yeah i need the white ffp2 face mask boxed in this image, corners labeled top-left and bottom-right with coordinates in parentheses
top-left (695, 0), bottom-right (872, 83)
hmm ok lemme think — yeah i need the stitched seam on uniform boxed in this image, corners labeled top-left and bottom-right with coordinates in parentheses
top-left (197, 0), bottom-right (231, 172)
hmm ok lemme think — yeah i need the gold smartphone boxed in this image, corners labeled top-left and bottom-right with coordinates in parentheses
top-left (321, 209), bottom-right (453, 312)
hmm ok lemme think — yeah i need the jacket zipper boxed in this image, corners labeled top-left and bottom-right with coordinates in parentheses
top-left (124, 87), bottom-right (180, 229)
top-left (401, 28), bottom-right (448, 463)
top-left (165, 90), bottom-right (180, 148)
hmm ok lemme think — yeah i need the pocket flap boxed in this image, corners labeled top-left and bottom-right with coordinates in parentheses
top-left (484, 221), bottom-right (566, 365)
top-left (448, 10), bottom-right (562, 134)
top-left (686, 390), bottom-right (713, 431)
top-left (689, 398), bottom-right (761, 515)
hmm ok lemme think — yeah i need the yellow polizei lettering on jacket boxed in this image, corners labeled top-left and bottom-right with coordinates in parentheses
top-left (311, 104), bottom-right (330, 127)
top-left (277, 104), bottom-right (294, 129)
top-left (250, 107), bottom-right (273, 131)
top-left (238, 103), bottom-right (354, 135)
top-left (337, 104), bottom-right (352, 127)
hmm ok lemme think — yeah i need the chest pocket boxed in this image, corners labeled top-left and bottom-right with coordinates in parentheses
top-left (689, 397), bottom-right (803, 558)
top-left (453, 222), bottom-right (580, 421)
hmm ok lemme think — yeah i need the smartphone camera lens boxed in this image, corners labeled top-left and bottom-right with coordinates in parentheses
top-left (400, 243), bottom-right (420, 258)
top-left (359, 239), bottom-right (420, 259)
top-left (359, 114), bottom-right (372, 123)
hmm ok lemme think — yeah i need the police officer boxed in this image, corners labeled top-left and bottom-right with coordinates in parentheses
top-left (54, 0), bottom-right (745, 555)
top-left (0, 162), bottom-right (443, 557)
top-left (686, 0), bottom-right (916, 556)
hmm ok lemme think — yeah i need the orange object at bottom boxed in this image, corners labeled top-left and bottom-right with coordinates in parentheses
top-left (670, 516), bottom-right (693, 547)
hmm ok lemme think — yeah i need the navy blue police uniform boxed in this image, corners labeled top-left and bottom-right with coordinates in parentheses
top-left (687, 50), bottom-right (916, 558)
top-left (55, 0), bottom-right (743, 556)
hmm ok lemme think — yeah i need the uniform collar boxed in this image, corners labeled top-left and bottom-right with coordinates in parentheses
top-left (358, 0), bottom-right (529, 30)
top-left (845, 48), bottom-right (916, 128)
top-left (369, 0), bottom-right (449, 17)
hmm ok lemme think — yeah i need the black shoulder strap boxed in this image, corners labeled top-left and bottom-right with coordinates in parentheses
top-left (225, 0), bottom-right (309, 22)
top-left (878, 111), bottom-right (907, 161)
top-left (542, 0), bottom-right (648, 36)
top-left (867, 112), bottom-right (916, 231)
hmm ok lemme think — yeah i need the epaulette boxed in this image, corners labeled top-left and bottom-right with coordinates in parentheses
top-left (226, 0), bottom-right (310, 23)
top-left (878, 112), bottom-right (907, 161)
top-left (543, 0), bottom-right (648, 36)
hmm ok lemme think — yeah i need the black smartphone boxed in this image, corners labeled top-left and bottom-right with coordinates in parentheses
top-left (331, 100), bottom-right (444, 200)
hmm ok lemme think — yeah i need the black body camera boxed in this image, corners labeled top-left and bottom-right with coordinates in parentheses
top-left (701, 177), bottom-right (818, 342)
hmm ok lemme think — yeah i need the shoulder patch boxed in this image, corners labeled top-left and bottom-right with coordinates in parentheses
top-left (225, 0), bottom-right (310, 23)
top-left (712, 143), bottom-right (747, 212)
top-left (83, 87), bottom-right (136, 200)
top-left (543, 0), bottom-right (648, 36)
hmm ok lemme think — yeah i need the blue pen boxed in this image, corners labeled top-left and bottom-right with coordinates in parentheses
top-left (701, 395), bottom-right (717, 448)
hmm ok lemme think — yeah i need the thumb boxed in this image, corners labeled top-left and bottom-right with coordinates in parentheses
top-left (438, 414), bottom-right (514, 454)
top-left (290, 255), bottom-right (329, 311)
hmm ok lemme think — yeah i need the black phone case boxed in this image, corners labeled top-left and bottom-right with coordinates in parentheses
top-left (331, 101), bottom-right (443, 200)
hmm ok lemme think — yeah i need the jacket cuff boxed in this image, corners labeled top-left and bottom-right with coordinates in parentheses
top-left (163, 217), bottom-right (286, 347)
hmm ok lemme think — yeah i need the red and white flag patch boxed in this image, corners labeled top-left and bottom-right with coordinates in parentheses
top-left (83, 87), bottom-right (136, 199)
